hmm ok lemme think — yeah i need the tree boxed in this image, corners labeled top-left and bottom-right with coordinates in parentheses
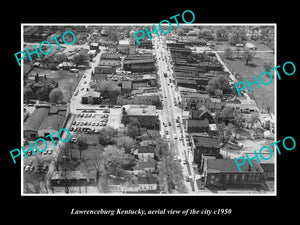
top-left (96, 80), bottom-right (120, 99)
top-left (263, 61), bottom-right (273, 72)
top-left (224, 47), bottom-right (233, 59)
top-left (228, 28), bottom-right (247, 46)
top-left (102, 145), bottom-right (127, 177)
top-left (242, 49), bottom-right (255, 65)
top-left (24, 87), bottom-right (35, 101)
top-left (126, 117), bottom-right (141, 139)
top-left (205, 75), bottom-right (229, 95)
top-left (72, 53), bottom-right (88, 66)
top-left (266, 105), bottom-right (271, 115)
top-left (215, 28), bottom-right (228, 41)
top-left (36, 87), bottom-right (50, 101)
top-left (98, 126), bottom-right (118, 146)
top-left (54, 53), bottom-right (67, 63)
top-left (249, 113), bottom-right (260, 129)
top-left (49, 88), bottom-right (64, 103)
top-left (198, 29), bottom-right (213, 40)
top-left (127, 124), bottom-right (140, 139)
top-left (109, 31), bottom-right (119, 42)
top-left (154, 138), bottom-right (170, 160)
top-left (76, 133), bottom-right (87, 159)
top-left (115, 136), bottom-right (136, 154)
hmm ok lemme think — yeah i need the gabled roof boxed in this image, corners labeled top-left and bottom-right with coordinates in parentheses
top-left (218, 107), bottom-right (235, 118)
top-left (134, 161), bottom-right (156, 170)
top-left (191, 105), bottom-right (213, 119)
top-left (137, 145), bottom-right (155, 154)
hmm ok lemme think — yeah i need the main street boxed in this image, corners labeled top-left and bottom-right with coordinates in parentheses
top-left (152, 36), bottom-right (197, 193)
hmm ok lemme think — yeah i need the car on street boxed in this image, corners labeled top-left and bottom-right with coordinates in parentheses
top-left (174, 134), bottom-right (177, 139)
top-left (168, 121), bottom-right (171, 126)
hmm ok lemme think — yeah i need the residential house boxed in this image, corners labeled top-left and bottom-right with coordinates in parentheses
top-left (26, 74), bottom-right (58, 95)
top-left (138, 174), bottom-right (158, 192)
top-left (132, 161), bottom-right (156, 175)
top-left (203, 158), bottom-right (264, 187)
top-left (190, 105), bottom-right (215, 123)
top-left (217, 107), bottom-right (235, 124)
top-left (134, 145), bottom-right (155, 162)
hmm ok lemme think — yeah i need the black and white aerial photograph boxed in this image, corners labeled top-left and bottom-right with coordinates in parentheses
top-left (21, 24), bottom-right (276, 195)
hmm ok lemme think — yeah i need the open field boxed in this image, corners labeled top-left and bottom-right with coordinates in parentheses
top-left (219, 44), bottom-right (275, 113)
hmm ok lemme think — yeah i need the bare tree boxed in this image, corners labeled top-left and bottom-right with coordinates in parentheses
top-left (242, 49), bottom-right (255, 65)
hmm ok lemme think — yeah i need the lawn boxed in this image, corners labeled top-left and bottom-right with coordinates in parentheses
top-left (218, 44), bottom-right (275, 113)
top-left (27, 68), bottom-right (86, 102)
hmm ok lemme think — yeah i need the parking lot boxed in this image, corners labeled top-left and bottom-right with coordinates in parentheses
top-left (70, 107), bottom-right (122, 135)
top-left (23, 139), bottom-right (57, 174)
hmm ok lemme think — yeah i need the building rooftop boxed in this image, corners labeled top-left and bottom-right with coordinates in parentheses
top-left (134, 161), bottom-right (156, 170)
top-left (39, 114), bottom-right (65, 131)
top-left (137, 145), bottom-right (155, 154)
top-left (187, 119), bottom-right (210, 127)
top-left (126, 105), bottom-right (157, 116)
top-left (207, 159), bottom-right (263, 173)
top-left (193, 136), bottom-right (219, 148)
top-left (24, 107), bottom-right (49, 131)
top-left (138, 174), bottom-right (157, 184)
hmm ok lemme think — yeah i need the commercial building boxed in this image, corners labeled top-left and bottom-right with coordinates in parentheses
top-left (203, 159), bottom-right (264, 187)
top-left (24, 105), bottom-right (68, 140)
top-left (81, 91), bottom-right (101, 104)
top-left (122, 105), bottom-right (160, 130)
top-left (123, 58), bottom-right (155, 72)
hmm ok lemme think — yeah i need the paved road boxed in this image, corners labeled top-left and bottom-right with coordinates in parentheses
top-left (152, 36), bottom-right (197, 193)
